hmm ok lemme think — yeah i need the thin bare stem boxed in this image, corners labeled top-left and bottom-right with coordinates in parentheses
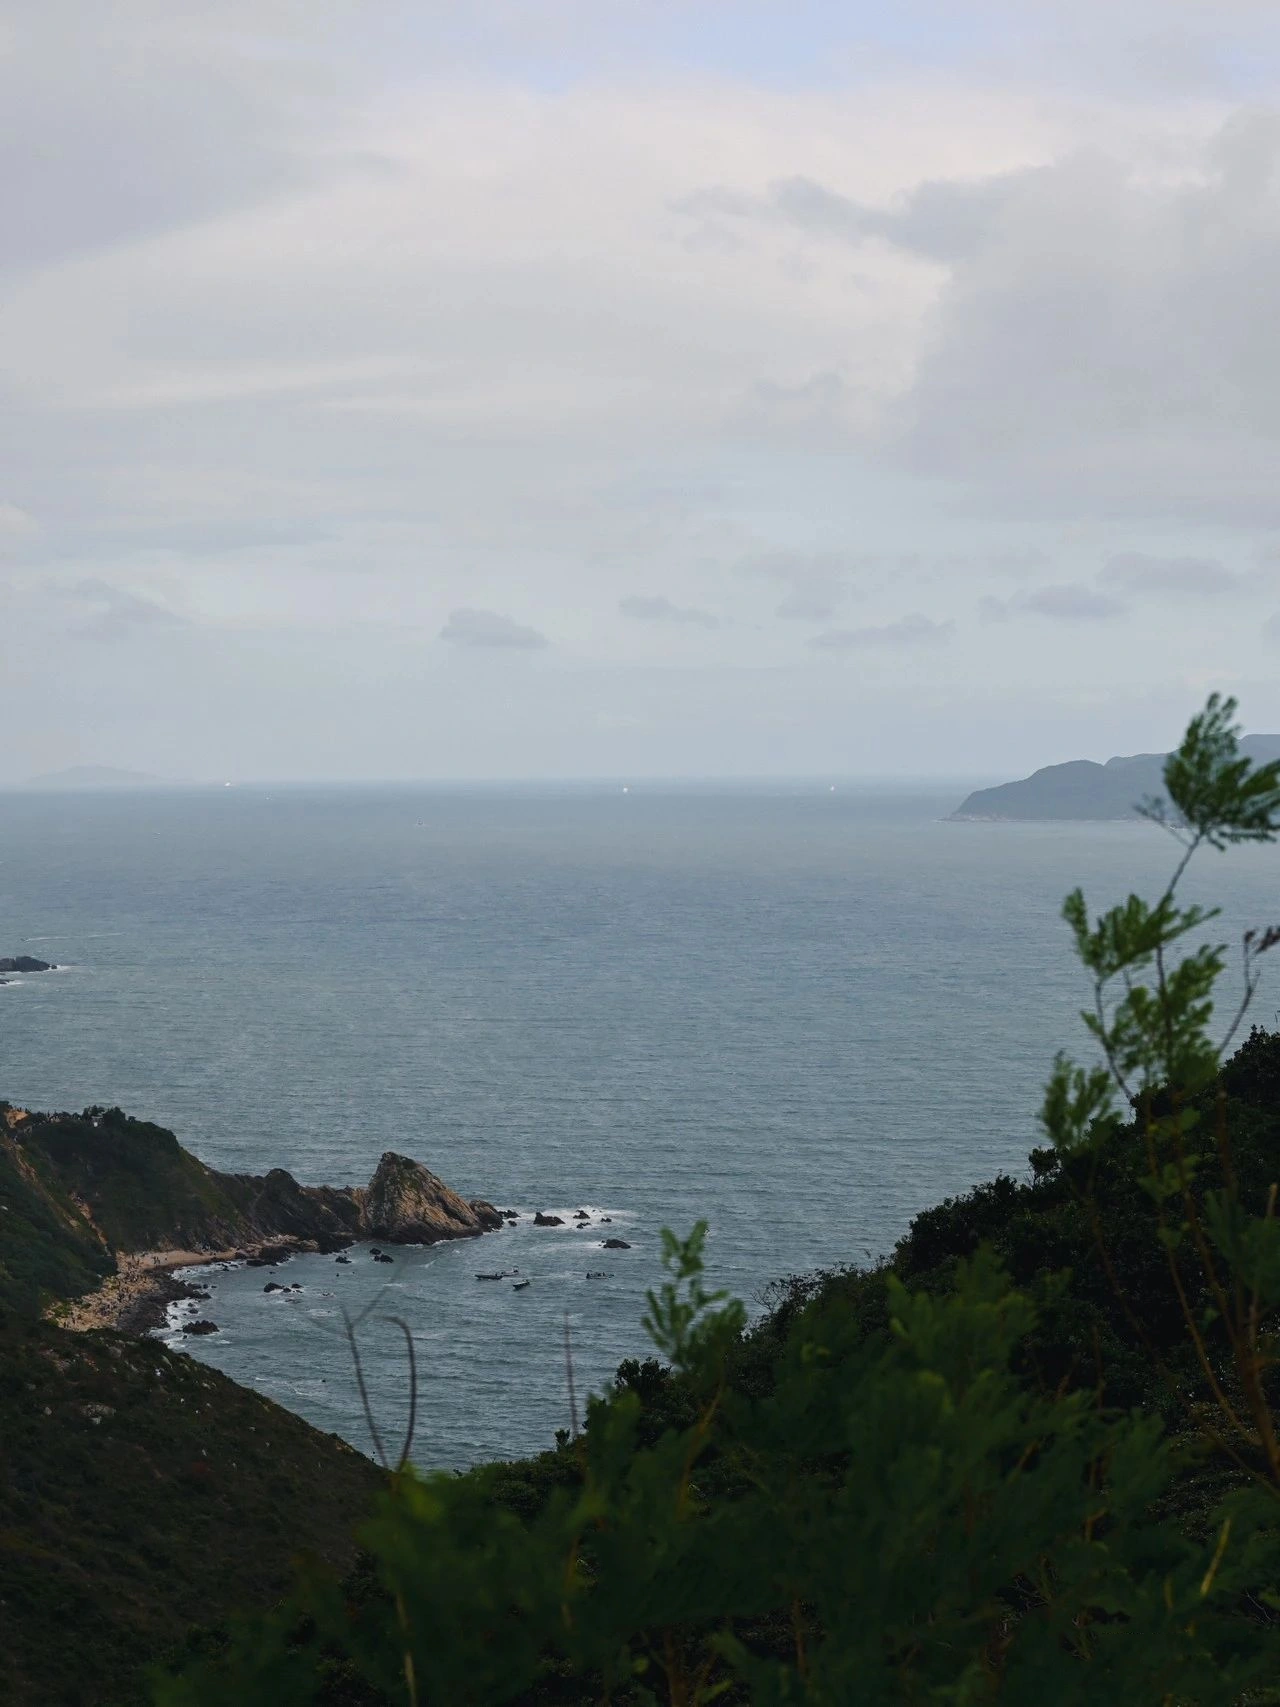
top-left (384, 1315), bottom-right (419, 1471)
top-left (341, 1303), bottom-right (389, 1471)
top-left (563, 1311), bottom-right (580, 1440)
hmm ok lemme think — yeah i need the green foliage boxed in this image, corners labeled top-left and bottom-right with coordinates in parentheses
top-left (20, 1107), bottom-right (250, 1252)
top-left (642, 1222), bottom-right (747, 1379)
top-left (1147, 692), bottom-right (1280, 850)
top-left (40, 691), bottom-right (1280, 1706)
top-left (157, 1214), bottom-right (1280, 1707)
top-left (0, 1123), bottom-right (113, 1314)
top-left (1046, 694), bottom-right (1280, 1487)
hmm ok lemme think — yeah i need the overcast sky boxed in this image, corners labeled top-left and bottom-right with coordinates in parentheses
top-left (4, 0), bottom-right (1280, 781)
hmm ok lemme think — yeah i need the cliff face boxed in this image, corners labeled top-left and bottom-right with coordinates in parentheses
top-left (1, 1104), bottom-right (498, 1290)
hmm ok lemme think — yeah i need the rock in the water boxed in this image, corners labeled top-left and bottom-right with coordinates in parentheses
top-left (573, 1209), bottom-right (589, 1219)
top-left (372, 1251), bottom-right (394, 1264)
top-left (357, 1153), bottom-right (503, 1244)
top-left (334, 1254), bottom-right (351, 1264)
top-left (534, 1212), bottom-right (564, 1227)
top-left (0, 956), bottom-right (55, 973)
top-left (601, 1237), bottom-right (631, 1250)
top-left (246, 1245), bottom-right (293, 1268)
top-left (181, 1319), bottom-right (219, 1335)
top-left (263, 1282), bottom-right (287, 1293)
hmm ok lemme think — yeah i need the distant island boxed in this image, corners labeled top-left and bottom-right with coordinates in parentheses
top-left (951, 733), bottom-right (1280, 821)
top-left (22, 764), bottom-right (169, 790)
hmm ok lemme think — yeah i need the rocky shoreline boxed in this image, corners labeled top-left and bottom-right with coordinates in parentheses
top-left (50, 1237), bottom-right (353, 1334)
top-left (4, 1102), bottom-right (506, 1336)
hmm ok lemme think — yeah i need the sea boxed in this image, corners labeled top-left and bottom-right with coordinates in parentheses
top-left (2, 782), bottom-right (1277, 1469)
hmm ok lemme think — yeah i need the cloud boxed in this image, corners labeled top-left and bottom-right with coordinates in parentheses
top-left (0, 502), bottom-right (38, 557)
top-left (439, 607), bottom-right (549, 650)
top-left (739, 551), bottom-right (858, 621)
top-left (619, 594), bottom-right (718, 627)
top-left (808, 613), bottom-right (954, 650)
top-left (983, 583), bottom-right (1127, 621)
top-left (6, 14), bottom-right (1280, 777)
top-left (684, 115), bottom-right (1280, 522)
top-left (70, 577), bottom-right (188, 635)
top-left (761, 172), bottom-right (1019, 264)
top-left (1100, 552), bottom-right (1247, 595)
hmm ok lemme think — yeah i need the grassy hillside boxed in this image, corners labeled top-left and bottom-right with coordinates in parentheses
top-left (8, 1104), bottom-right (364, 1255)
top-left (0, 1108), bottom-right (114, 1314)
top-left (0, 1105), bottom-right (386, 1707)
top-left (1, 1317), bottom-right (381, 1707)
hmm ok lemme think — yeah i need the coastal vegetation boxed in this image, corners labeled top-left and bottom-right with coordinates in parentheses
top-left (6, 695), bottom-right (1280, 1703)
top-left (156, 695), bottom-right (1280, 1704)
top-left (0, 1110), bottom-right (492, 1703)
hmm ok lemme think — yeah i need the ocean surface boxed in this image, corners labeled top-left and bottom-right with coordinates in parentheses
top-left (2, 782), bottom-right (1277, 1468)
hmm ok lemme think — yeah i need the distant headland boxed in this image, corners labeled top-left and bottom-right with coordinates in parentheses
top-left (951, 733), bottom-right (1280, 822)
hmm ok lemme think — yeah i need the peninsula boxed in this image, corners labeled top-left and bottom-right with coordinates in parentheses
top-left (1, 1102), bottom-right (501, 1331)
top-left (951, 732), bottom-right (1280, 821)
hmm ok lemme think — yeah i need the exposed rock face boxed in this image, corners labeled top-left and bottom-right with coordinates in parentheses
top-left (355, 1152), bottom-right (503, 1243)
top-left (0, 956), bottom-right (55, 973)
top-left (534, 1212), bottom-right (565, 1227)
top-left (601, 1237), bottom-right (631, 1250)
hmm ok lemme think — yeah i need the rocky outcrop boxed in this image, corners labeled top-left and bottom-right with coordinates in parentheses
top-left (355, 1152), bottom-right (503, 1243)
top-left (0, 956), bottom-right (55, 973)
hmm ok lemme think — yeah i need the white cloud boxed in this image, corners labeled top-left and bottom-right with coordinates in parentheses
top-left (983, 584), bottom-right (1127, 621)
top-left (808, 613), bottom-right (954, 650)
top-left (70, 577), bottom-right (188, 636)
top-left (3, 3), bottom-right (1280, 775)
top-left (1100, 551), bottom-right (1249, 594)
top-left (439, 608), bottom-right (549, 649)
top-left (619, 594), bottom-right (718, 627)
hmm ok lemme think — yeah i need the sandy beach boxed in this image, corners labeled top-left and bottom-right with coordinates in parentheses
top-left (50, 1240), bottom-right (315, 1335)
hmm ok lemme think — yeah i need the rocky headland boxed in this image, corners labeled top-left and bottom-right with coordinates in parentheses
top-left (0, 1102), bottom-right (501, 1332)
